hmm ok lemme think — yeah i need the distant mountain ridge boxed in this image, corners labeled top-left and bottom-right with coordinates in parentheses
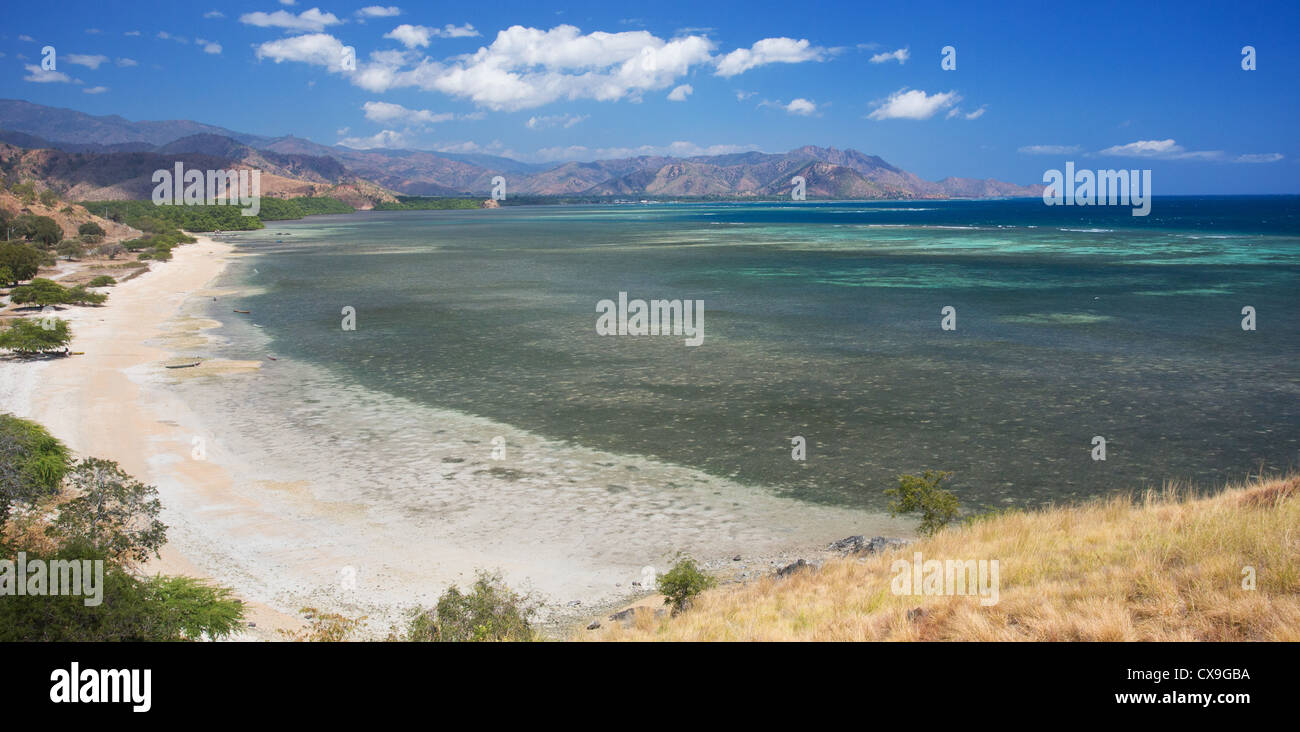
top-left (0, 99), bottom-right (1043, 201)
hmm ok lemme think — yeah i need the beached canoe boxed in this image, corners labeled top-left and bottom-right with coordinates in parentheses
top-left (233, 309), bottom-right (251, 314)
top-left (165, 361), bottom-right (202, 369)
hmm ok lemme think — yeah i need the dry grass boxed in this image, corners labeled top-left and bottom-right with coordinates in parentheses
top-left (590, 474), bottom-right (1300, 641)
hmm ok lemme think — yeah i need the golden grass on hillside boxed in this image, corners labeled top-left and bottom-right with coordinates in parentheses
top-left (592, 474), bottom-right (1299, 641)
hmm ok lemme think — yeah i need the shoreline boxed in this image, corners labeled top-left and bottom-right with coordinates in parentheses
top-left (1, 233), bottom-right (913, 639)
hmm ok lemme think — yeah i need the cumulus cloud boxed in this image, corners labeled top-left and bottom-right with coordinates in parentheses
top-left (867, 88), bottom-right (960, 120)
top-left (66, 54), bottom-right (110, 69)
top-left (1097, 139), bottom-right (1221, 160)
top-left (362, 100), bottom-right (455, 125)
top-left (1018, 144), bottom-right (1081, 155)
top-left (196, 38), bottom-right (223, 54)
top-left (667, 84), bottom-right (693, 101)
top-left (204, 10), bottom-right (225, 19)
top-left (526, 113), bottom-right (588, 129)
top-left (240, 8), bottom-right (342, 32)
top-left (714, 37), bottom-right (828, 77)
top-left (357, 6), bottom-right (401, 17)
top-left (1233, 152), bottom-right (1284, 163)
top-left (869, 47), bottom-right (909, 64)
top-left (157, 31), bottom-right (188, 43)
top-left (23, 64), bottom-right (78, 83)
top-left (256, 33), bottom-right (352, 71)
top-left (783, 98), bottom-right (817, 115)
top-left (337, 129), bottom-right (410, 149)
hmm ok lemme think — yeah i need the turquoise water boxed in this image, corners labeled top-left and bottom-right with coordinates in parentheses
top-left (210, 197), bottom-right (1300, 510)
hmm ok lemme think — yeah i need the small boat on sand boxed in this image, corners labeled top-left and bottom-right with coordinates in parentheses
top-left (166, 360), bottom-right (202, 369)
top-left (233, 309), bottom-right (251, 314)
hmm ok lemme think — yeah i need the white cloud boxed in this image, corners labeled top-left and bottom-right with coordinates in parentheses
top-left (18, 35), bottom-right (35, 42)
top-left (1233, 152), bottom-right (1284, 163)
top-left (783, 98), bottom-right (816, 115)
top-left (358, 6), bottom-right (402, 18)
top-left (85, 28), bottom-right (102, 35)
top-left (1097, 139), bottom-right (1221, 160)
top-left (157, 31), bottom-right (188, 43)
top-left (667, 84), bottom-right (693, 101)
top-left (715, 37), bottom-right (828, 77)
top-left (735, 90), bottom-right (756, 101)
top-left (1018, 144), bottom-right (1081, 155)
top-left (66, 54), bottom-right (110, 69)
top-left (256, 33), bottom-right (352, 71)
top-left (240, 8), bottom-right (342, 32)
top-left (383, 23), bottom-right (478, 47)
top-left (362, 100), bottom-right (454, 125)
top-left (204, 10), bottom-right (225, 19)
top-left (280, 0), bottom-right (298, 5)
top-left (531, 140), bottom-right (756, 163)
top-left (867, 87), bottom-right (960, 120)
top-left (383, 24), bottom-right (433, 48)
top-left (116, 57), bottom-right (139, 67)
top-left (23, 64), bottom-right (77, 83)
top-left (83, 85), bottom-right (109, 94)
top-left (526, 113), bottom-right (588, 129)
top-left (869, 47), bottom-right (909, 64)
top-left (123, 31), bottom-right (141, 37)
top-left (964, 106), bottom-right (986, 120)
top-left (337, 129), bottom-right (409, 149)
top-left (196, 39), bottom-right (223, 54)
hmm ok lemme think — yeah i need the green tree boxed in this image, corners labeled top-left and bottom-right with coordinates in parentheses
top-left (404, 571), bottom-right (537, 642)
top-left (51, 457), bottom-right (168, 565)
top-left (0, 413), bottom-right (71, 525)
top-left (0, 318), bottom-right (70, 354)
top-left (56, 239), bottom-right (84, 260)
top-left (884, 470), bottom-right (961, 536)
top-left (77, 221), bottom-right (106, 238)
top-left (0, 241), bottom-right (44, 283)
top-left (656, 556), bottom-right (716, 613)
top-left (38, 190), bottom-right (60, 207)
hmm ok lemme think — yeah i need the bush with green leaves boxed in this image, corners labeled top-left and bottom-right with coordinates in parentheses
top-left (8, 278), bottom-right (106, 306)
top-left (0, 241), bottom-right (42, 283)
top-left (0, 318), bottom-right (70, 355)
top-left (50, 457), bottom-right (168, 565)
top-left (404, 571), bottom-right (537, 642)
top-left (0, 542), bottom-right (245, 641)
top-left (884, 470), bottom-right (961, 536)
top-left (77, 221), bottom-right (105, 239)
top-left (56, 239), bottom-right (84, 260)
top-left (0, 412), bottom-right (72, 524)
top-left (657, 556), bottom-right (716, 613)
top-left (87, 275), bottom-right (116, 287)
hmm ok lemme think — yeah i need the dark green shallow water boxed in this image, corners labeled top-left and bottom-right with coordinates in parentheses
top-left (212, 197), bottom-right (1300, 510)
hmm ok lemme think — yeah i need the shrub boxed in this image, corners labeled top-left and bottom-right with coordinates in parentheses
top-left (38, 190), bottom-right (59, 207)
top-left (656, 556), bottom-right (716, 613)
top-left (50, 457), bottom-right (168, 565)
top-left (280, 607), bottom-right (366, 642)
top-left (0, 413), bottom-right (72, 523)
top-left (884, 470), bottom-right (961, 536)
top-left (0, 318), bottom-right (70, 355)
top-left (404, 571), bottom-right (537, 642)
top-left (87, 275), bottom-right (116, 287)
top-left (9, 278), bottom-right (105, 306)
top-left (77, 221), bottom-right (105, 238)
top-left (56, 240), bottom-right (84, 260)
top-left (0, 241), bottom-right (42, 282)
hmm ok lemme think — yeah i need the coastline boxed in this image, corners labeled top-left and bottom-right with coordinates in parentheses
top-left (1, 234), bottom-right (913, 638)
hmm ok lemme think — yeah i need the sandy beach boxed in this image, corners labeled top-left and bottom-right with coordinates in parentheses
top-left (0, 235), bottom-right (911, 638)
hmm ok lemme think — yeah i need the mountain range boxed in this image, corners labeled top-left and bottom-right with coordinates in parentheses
top-left (0, 99), bottom-right (1043, 204)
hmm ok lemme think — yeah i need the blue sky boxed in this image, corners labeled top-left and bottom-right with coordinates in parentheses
top-left (3, 0), bottom-right (1298, 193)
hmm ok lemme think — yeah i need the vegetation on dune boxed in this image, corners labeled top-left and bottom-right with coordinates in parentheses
top-left (401, 570), bottom-right (539, 642)
top-left (0, 414), bottom-right (245, 641)
top-left (592, 473), bottom-right (1300, 641)
top-left (9, 278), bottom-right (106, 306)
top-left (885, 470), bottom-right (961, 536)
top-left (0, 413), bottom-right (72, 522)
top-left (657, 556), bottom-right (717, 613)
top-left (0, 318), bottom-right (71, 354)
